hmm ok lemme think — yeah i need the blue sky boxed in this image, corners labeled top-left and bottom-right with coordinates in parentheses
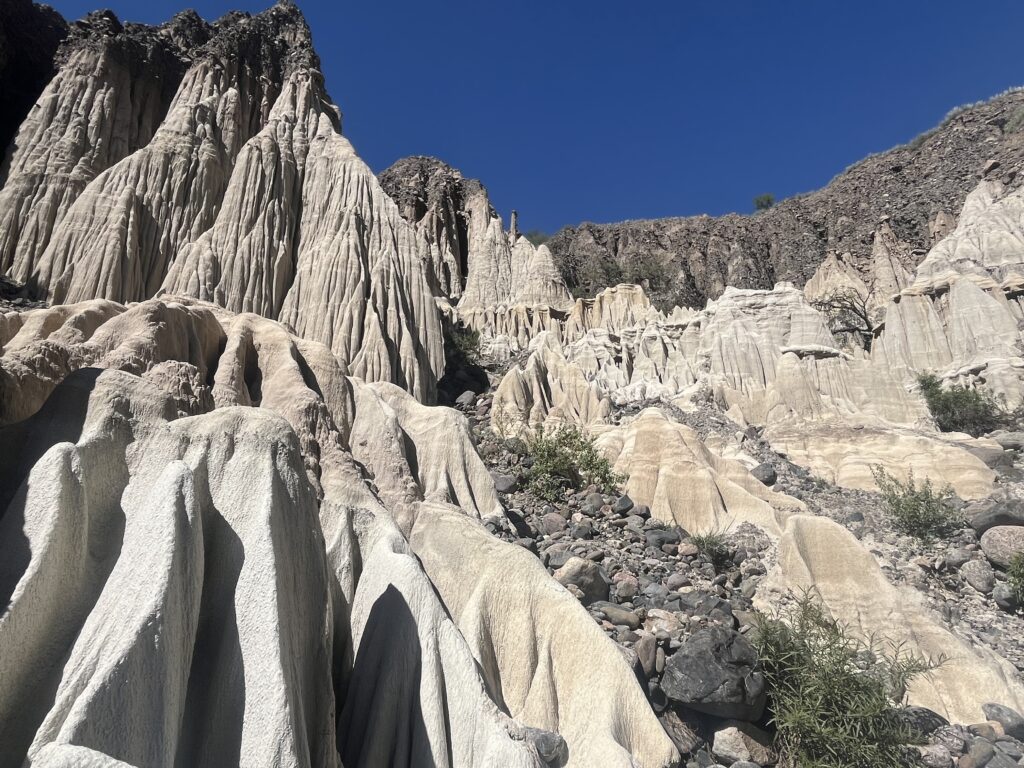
top-left (49, 0), bottom-right (1024, 233)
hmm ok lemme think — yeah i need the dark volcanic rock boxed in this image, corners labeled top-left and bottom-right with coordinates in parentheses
top-left (660, 627), bottom-right (766, 720)
top-left (0, 0), bottom-right (68, 157)
top-left (547, 88), bottom-right (1024, 309)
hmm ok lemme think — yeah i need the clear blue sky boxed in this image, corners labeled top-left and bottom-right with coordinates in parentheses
top-left (48, 0), bottom-right (1024, 233)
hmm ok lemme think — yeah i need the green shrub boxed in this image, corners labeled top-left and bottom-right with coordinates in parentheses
top-left (1006, 107), bottom-right (1024, 134)
top-left (523, 229), bottom-right (550, 246)
top-left (446, 323), bottom-right (481, 365)
top-left (755, 593), bottom-right (936, 768)
top-left (1009, 553), bottom-right (1024, 604)
top-left (871, 466), bottom-right (962, 540)
top-left (754, 193), bottom-right (776, 211)
top-left (526, 424), bottom-right (625, 501)
top-left (917, 373), bottom-right (1004, 437)
top-left (690, 526), bottom-right (732, 569)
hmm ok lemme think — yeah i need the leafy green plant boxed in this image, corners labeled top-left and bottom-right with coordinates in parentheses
top-left (1008, 553), bottom-right (1024, 604)
top-left (755, 593), bottom-right (937, 768)
top-left (871, 466), bottom-right (961, 540)
top-left (526, 424), bottom-right (625, 501)
top-left (917, 373), bottom-right (1004, 437)
top-left (754, 193), bottom-right (776, 211)
top-left (690, 525), bottom-right (732, 569)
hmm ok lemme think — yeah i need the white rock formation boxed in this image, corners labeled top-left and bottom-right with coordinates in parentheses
top-left (0, 296), bottom-right (677, 768)
top-left (760, 515), bottom-right (1024, 724)
top-left (594, 408), bottom-right (805, 535)
top-left (2, 5), bottom-right (444, 403)
top-left (0, 17), bottom-right (189, 282)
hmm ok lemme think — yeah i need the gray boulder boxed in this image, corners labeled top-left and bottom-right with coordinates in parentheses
top-left (553, 557), bottom-right (609, 605)
top-left (966, 499), bottom-right (1024, 534)
top-left (982, 702), bottom-right (1024, 740)
top-left (660, 627), bottom-right (766, 720)
top-left (981, 526), bottom-right (1024, 569)
top-left (491, 472), bottom-right (519, 494)
top-left (961, 559), bottom-right (996, 594)
top-left (750, 462), bottom-right (777, 486)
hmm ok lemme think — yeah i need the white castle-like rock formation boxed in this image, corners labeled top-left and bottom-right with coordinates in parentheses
top-left (3, 1), bottom-right (1024, 764)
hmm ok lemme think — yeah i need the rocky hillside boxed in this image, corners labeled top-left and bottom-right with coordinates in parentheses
top-left (546, 88), bottom-right (1024, 309)
top-left (3, 2), bottom-right (1024, 768)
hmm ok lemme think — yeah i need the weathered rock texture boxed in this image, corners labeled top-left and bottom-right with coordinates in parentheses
top-left (760, 516), bottom-right (1024, 723)
top-left (0, 296), bottom-right (678, 768)
top-left (379, 155), bottom-right (574, 310)
top-left (547, 88), bottom-right (1024, 309)
top-left (0, 3), bottom-right (444, 402)
top-left (0, 0), bottom-right (68, 157)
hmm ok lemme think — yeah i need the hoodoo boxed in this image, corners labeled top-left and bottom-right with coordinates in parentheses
top-left (2, 2), bottom-right (1024, 767)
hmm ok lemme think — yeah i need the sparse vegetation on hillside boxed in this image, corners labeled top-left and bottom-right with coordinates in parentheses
top-left (812, 289), bottom-right (874, 352)
top-left (446, 322), bottom-right (481, 364)
top-left (524, 229), bottom-right (550, 246)
top-left (690, 525), bottom-right (732, 569)
top-left (526, 424), bottom-right (625, 501)
top-left (871, 466), bottom-right (962, 540)
top-left (755, 593), bottom-right (936, 768)
top-left (620, 251), bottom-right (675, 292)
top-left (917, 373), bottom-right (1005, 437)
top-left (1008, 553), bottom-right (1024, 605)
top-left (754, 193), bottom-right (775, 211)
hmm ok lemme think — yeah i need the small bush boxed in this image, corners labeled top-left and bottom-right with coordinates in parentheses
top-left (523, 229), bottom-right (550, 246)
top-left (1008, 553), bottom-right (1024, 604)
top-left (871, 466), bottom-right (962, 540)
top-left (812, 288), bottom-right (874, 352)
top-left (917, 373), bottom-right (1004, 437)
top-left (754, 193), bottom-right (776, 211)
top-left (690, 526), bottom-right (732, 569)
top-left (447, 323), bottom-right (481, 364)
top-left (526, 424), bottom-right (625, 501)
top-left (755, 593), bottom-right (936, 768)
top-left (1005, 106), bottom-right (1024, 134)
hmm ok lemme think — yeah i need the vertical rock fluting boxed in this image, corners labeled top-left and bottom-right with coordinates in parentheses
top-left (0, 10), bottom-right (198, 282)
top-left (32, 5), bottom-right (304, 304)
top-left (1, 3), bottom-right (445, 401)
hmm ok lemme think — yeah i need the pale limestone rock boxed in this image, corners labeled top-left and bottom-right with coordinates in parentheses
top-left (760, 516), bottom-right (1024, 723)
top-left (0, 296), bottom-right (674, 767)
top-left (457, 188), bottom-right (514, 308)
top-left (408, 502), bottom-right (679, 768)
top-left (33, 51), bottom-right (273, 304)
top-left (509, 239), bottom-right (575, 309)
top-left (594, 408), bottom-right (804, 534)
top-left (912, 181), bottom-right (1024, 293)
top-left (564, 283), bottom-right (657, 341)
top-left (0, 40), bottom-right (178, 281)
top-left (4, 10), bottom-right (443, 403)
top-left (803, 252), bottom-right (870, 304)
top-left (490, 331), bottom-right (611, 437)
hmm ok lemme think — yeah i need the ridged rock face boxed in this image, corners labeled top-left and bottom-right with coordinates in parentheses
top-left (760, 516), bottom-right (1024, 723)
top-left (594, 408), bottom-right (805, 535)
top-left (0, 3), bottom-right (444, 402)
top-left (0, 9), bottom-right (199, 282)
top-left (0, 296), bottom-right (678, 768)
top-left (378, 155), bottom-right (478, 298)
top-left (379, 155), bottom-right (575, 311)
top-left (489, 175), bottom-right (1024, 502)
top-left (484, 176), bottom-right (1024, 723)
top-left (32, 5), bottom-right (310, 304)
